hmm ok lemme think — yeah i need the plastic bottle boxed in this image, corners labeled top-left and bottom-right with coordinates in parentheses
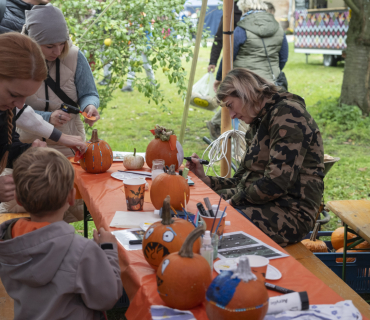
top-left (200, 231), bottom-right (214, 272)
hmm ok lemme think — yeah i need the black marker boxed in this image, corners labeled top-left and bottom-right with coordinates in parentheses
top-left (129, 239), bottom-right (143, 245)
top-left (197, 202), bottom-right (209, 217)
top-left (265, 282), bottom-right (295, 294)
top-left (184, 157), bottom-right (209, 165)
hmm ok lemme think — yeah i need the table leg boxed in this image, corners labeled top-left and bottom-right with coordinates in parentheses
top-left (83, 202), bottom-right (91, 239)
top-left (342, 223), bottom-right (348, 282)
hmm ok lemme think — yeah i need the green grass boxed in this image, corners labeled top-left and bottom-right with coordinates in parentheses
top-left (74, 43), bottom-right (369, 236)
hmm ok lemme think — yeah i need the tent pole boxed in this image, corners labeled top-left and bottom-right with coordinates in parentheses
top-left (179, 0), bottom-right (208, 145)
top-left (220, 0), bottom-right (234, 178)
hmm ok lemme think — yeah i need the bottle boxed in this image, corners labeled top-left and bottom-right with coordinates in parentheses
top-left (200, 231), bottom-right (214, 272)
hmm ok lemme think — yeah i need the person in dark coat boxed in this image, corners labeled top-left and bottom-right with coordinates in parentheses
top-left (0, 0), bottom-right (49, 34)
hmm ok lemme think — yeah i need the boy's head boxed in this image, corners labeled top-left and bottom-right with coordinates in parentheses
top-left (13, 148), bottom-right (75, 215)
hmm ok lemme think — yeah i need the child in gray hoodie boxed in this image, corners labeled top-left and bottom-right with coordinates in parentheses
top-left (0, 148), bottom-right (123, 320)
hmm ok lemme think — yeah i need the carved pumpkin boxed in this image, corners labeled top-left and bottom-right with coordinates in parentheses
top-left (80, 129), bottom-right (113, 174)
top-left (336, 248), bottom-right (358, 263)
top-left (301, 223), bottom-right (327, 252)
top-left (206, 256), bottom-right (269, 320)
top-left (143, 195), bottom-right (200, 270)
top-left (146, 125), bottom-right (184, 170)
top-left (156, 226), bottom-right (211, 310)
top-left (123, 148), bottom-right (145, 170)
top-left (150, 165), bottom-right (190, 211)
top-left (331, 227), bottom-right (360, 250)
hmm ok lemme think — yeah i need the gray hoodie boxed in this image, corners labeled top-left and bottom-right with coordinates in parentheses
top-left (0, 219), bottom-right (123, 320)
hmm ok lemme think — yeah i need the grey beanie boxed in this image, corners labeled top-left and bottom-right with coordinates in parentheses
top-left (25, 4), bottom-right (69, 45)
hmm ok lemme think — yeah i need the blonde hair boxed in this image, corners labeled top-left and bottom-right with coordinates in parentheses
top-left (216, 68), bottom-right (279, 115)
top-left (59, 40), bottom-right (70, 59)
top-left (0, 32), bottom-right (47, 174)
top-left (13, 148), bottom-right (75, 215)
top-left (237, 0), bottom-right (268, 13)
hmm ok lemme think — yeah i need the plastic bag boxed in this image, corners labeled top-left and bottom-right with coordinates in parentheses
top-left (190, 73), bottom-right (219, 111)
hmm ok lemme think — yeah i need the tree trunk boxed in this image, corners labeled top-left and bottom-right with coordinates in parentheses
top-left (340, 0), bottom-right (370, 115)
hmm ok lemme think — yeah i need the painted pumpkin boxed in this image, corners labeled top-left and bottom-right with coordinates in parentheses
top-left (331, 227), bottom-right (360, 250)
top-left (146, 125), bottom-right (184, 170)
top-left (123, 148), bottom-right (145, 170)
top-left (336, 248), bottom-right (358, 263)
top-left (301, 223), bottom-right (327, 252)
top-left (80, 129), bottom-right (113, 174)
top-left (142, 195), bottom-right (200, 269)
top-left (206, 256), bottom-right (269, 320)
top-left (157, 226), bottom-right (211, 310)
top-left (150, 165), bottom-right (190, 211)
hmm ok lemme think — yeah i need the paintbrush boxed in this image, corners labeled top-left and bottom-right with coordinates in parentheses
top-left (211, 195), bottom-right (222, 234)
top-left (214, 206), bottom-right (227, 235)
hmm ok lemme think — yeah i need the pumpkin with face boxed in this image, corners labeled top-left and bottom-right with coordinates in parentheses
top-left (142, 196), bottom-right (200, 269)
top-left (156, 226), bottom-right (212, 310)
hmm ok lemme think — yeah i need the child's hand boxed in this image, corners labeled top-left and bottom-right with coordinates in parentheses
top-left (93, 227), bottom-right (117, 245)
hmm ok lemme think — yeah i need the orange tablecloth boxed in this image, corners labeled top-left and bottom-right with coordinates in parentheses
top-left (74, 163), bottom-right (353, 320)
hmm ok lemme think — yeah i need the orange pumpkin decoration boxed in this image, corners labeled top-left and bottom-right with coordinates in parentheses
top-left (336, 247), bottom-right (358, 263)
top-left (301, 223), bottom-right (327, 252)
top-left (157, 226), bottom-right (212, 310)
top-left (150, 165), bottom-right (190, 211)
top-left (80, 129), bottom-right (113, 174)
top-left (146, 125), bottom-right (184, 170)
top-left (143, 195), bottom-right (200, 270)
top-left (206, 256), bottom-right (269, 320)
top-left (331, 227), bottom-right (360, 250)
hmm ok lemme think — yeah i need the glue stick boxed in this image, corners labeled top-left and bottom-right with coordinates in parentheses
top-left (200, 231), bottom-right (213, 272)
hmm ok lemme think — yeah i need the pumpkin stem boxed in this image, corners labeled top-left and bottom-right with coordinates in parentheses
top-left (168, 165), bottom-right (176, 175)
top-left (91, 129), bottom-right (99, 143)
top-left (133, 148), bottom-right (136, 157)
top-left (178, 226), bottom-right (205, 258)
top-left (161, 195), bottom-right (174, 225)
top-left (231, 256), bottom-right (257, 282)
top-left (310, 222), bottom-right (320, 241)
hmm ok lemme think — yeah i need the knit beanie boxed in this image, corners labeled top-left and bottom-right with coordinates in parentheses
top-left (24, 4), bottom-right (69, 45)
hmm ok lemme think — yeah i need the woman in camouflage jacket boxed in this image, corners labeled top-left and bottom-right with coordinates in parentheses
top-left (187, 68), bottom-right (325, 247)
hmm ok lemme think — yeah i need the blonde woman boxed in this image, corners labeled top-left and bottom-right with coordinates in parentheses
top-left (187, 69), bottom-right (324, 247)
top-left (18, 4), bottom-right (101, 157)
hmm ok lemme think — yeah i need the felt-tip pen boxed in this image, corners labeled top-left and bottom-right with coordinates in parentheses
top-left (129, 239), bottom-right (143, 245)
top-left (265, 282), bottom-right (295, 294)
top-left (184, 157), bottom-right (209, 165)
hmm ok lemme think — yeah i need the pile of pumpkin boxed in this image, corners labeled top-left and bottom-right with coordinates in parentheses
top-left (302, 223), bottom-right (370, 262)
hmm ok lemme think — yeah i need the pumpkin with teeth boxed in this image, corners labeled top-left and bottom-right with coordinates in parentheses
top-left (142, 195), bottom-right (200, 270)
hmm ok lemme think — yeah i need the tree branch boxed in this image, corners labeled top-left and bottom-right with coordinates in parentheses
top-left (344, 0), bottom-right (360, 15)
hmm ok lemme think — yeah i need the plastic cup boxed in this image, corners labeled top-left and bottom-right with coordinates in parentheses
top-left (202, 209), bottom-right (227, 237)
top-left (152, 159), bottom-right (165, 181)
top-left (123, 179), bottom-right (146, 211)
top-left (243, 255), bottom-right (269, 281)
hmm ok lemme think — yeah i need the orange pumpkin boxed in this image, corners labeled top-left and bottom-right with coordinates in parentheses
top-left (80, 129), bottom-right (113, 174)
top-left (336, 247), bottom-right (358, 263)
top-left (143, 195), bottom-right (200, 269)
top-left (146, 125), bottom-right (184, 170)
top-left (157, 226), bottom-right (212, 310)
top-left (301, 223), bottom-right (327, 252)
top-left (206, 256), bottom-right (269, 320)
top-left (331, 227), bottom-right (359, 250)
top-left (150, 165), bottom-right (190, 211)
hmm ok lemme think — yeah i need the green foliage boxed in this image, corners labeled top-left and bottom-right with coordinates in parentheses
top-left (53, 0), bottom-right (200, 116)
top-left (310, 98), bottom-right (370, 144)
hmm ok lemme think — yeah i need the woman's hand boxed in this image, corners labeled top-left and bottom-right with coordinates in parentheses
top-left (0, 175), bottom-right (15, 202)
top-left (83, 105), bottom-right (100, 127)
top-left (213, 80), bottom-right (221, 93)
top-left (31, 139), bottom-right (47, 148)
top-left (208, 64), bottom-right (216, 73)
top-left (185, 153), bottom-right (211, 187)
top-left (58, 134), bottom-right (87, 155)
top-left (50, 110), bottom-right (72, 127)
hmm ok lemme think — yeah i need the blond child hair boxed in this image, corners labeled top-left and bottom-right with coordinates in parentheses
top-left (13, 148), bottom-right (74, 215)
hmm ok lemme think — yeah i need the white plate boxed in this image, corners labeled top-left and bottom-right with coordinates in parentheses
top-left (111, 172), bottom-right (148, 181)
top-left (213, 258), bottom-right (282, 280)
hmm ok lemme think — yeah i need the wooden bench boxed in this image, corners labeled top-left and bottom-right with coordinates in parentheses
top-left (0, 213), bottom-right (30, 320)
top-left (286, 242), bottom-right (370, 318)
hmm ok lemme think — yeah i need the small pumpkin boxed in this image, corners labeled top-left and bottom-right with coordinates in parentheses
top-left (142, 195), bottom-right (200, 269)
top-left (301, 223), bottom-right (327, 252)
top-left (206, 256), bottom-right (269, 320)
top-left (80, 129), bottom-right (113, 174)
top-left (150, 164), bottom-right (189, 211)
top-left (331, 227), bottom-right (359, 250)
top-left (146, 125), bottom-right (184, 170)
top-left (123, 148), bottom-right (144, 170)
top-left (336, 247), bottom-right (358, 263)
top-left (156, 225), bottom-right (211, 310)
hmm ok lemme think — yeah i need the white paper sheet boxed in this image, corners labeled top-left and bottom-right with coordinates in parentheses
top-left (111, 228), bottom-right (144, 251)
top-left (110, 210), bottom-right (160, 229)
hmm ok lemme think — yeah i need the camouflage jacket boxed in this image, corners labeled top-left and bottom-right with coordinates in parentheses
top-left (209, 92), bottom-right (325, 226)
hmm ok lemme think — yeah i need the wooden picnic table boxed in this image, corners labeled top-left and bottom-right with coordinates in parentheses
top-left (73, 163), bottom-right (369, 320)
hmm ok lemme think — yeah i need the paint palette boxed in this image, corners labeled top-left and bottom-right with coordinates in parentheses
top-left (81, 112), bottom-right (96, 121)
